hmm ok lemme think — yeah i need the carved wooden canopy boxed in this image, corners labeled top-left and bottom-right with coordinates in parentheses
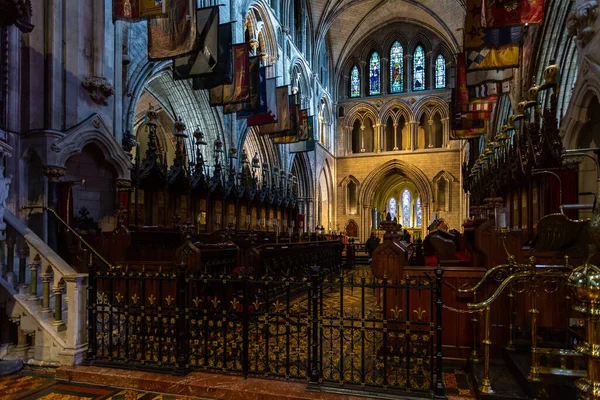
top-left (0, 0), bottom-right (33, 33)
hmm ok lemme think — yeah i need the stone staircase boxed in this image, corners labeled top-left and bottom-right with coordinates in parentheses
top-left (0, 210), bottom-right (88, 368)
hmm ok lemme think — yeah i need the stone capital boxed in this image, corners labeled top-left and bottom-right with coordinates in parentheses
top-left (116, 179), bottom-right (132, 191)
top-left (44, 166), bottom-right (66, 181)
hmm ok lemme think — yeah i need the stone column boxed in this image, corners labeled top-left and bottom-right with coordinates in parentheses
top-left (360, 124), bottom-right (366, 153)
top-left (44, 167), bottom-right (66, 253)
top-left (405, 55), bottom-right (413, 92)
top-left (381, 58), bottom-right (389, 95)
top-left (307, 198), bottom-right (313, 233)
top-left (346, 125), bottom-right (353, 155)
top-left (41, 269), bottom-right (52, 313)
top-left (410, 121), bottom-right (418, 150)
top-left (360, 60), bottom-right (367, 95)
top-left (28, 254), bottom-right (41, 301)
top-left (427, 51), bottom-right (434, 90)
top-left (374, 124), bottom-right (381, 153)
top-left (393, 123), bottom-right (399, 151)
top-left (442, 117), bottom-right (450, 147)
top-left (362, 205), bottom-right (370, 242)
top-left (53, 282), bottom-right (66, 331)
top-left (428, 119), bottom-right (434, 148)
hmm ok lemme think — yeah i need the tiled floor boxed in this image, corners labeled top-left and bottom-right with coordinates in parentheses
top-left (0, 364), bottom-right (475, 400)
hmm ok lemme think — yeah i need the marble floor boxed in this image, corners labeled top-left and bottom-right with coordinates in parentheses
top-left (0, 363), bottom-right (475, 400)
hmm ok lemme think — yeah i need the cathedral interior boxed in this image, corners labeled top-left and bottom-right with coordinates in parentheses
top-left (0, 0), bottom-right (599, 399)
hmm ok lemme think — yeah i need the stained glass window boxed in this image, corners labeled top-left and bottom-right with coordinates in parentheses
top-left (388, 197), bottom-right (397, 219)
top-left (369, 52), bottom-right (380, 95)
top-left (402, 189), bottom-right (411, 227)
top-left (350, 65), bottom-right (360, 98)
top-left (416, 197), bottom-right (422, 227)
top-left (413, 45), bottom-right (425, 91)
top-left (390, 41), bottom-right (404, 93)
top-left (435, 54), bottom-right (446, 89)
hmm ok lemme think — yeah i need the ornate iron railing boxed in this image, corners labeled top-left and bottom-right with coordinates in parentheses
top-left (86, 259), bottom-right (444, 397)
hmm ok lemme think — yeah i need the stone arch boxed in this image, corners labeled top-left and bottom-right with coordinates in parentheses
top-left (345, 219), bottom-right (359, 237)
top-left (412, 96), bottom-right (449, 121)
top-left (343, 102), bottom-right (380, 128)
top-left (25, 114), bottom-right (132, 181)
top-left (359, 39), bottom-right (385, 66)
top-left (248, 1), bottom-right (279, 70)
top-left (432, 170), bottom-right (455, 212)
top-left (340, 175), bottom-right (360, 216)
top-left (291, 151), bottom-right (314, 206)
top-left (380, 100), bottom-right (413, 125)
top-left (382, 31), bottom-right (409, 56)
top-left (359, 159), bottom-right (433, 206)
top-left (240, 126), bottom-right (281, 174)
top-left (562, 63), bottom-right (600, 149)
top-left (290, 58), bottom-right (311, 106)
top-left (408, 33), bottom-right (432, 54)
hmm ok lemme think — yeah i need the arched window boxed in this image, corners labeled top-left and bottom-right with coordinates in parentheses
top-left (416, 197), bottom-right (422, 227)
top-left (388, 197), bottom-right (397, 219)
top-left (435, 54), bottom-right (446, 89)
top-left (402, 189), bottom-right (411, 227)
top-left (390, 41), bottom-right (404, 93)
top-left (413, 45), bottom-right (425, 91)
top-left (369, 52), bottom-right (381, 95)
top-left (350, 66), bottom-right (360, 98)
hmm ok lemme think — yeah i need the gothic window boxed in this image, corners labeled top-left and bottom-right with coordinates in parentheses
top-left (413, 45), bottom-right (425, 91)
top-left (437, 179), bottom-right (447, 211)
top-left (435, 54), bottom-right (446, 89)
top-left (347, 180), bottom-right (357, 214)
top-left (350, 66), bottom-right (360, 98)
top-left (402, 189), bottom-right (411, 227)
top-left (388, 197), bottom-right (397, 219)
top-left (390, 41), bottom-right (404, 93)
top-left (369, 52), bottom-right (381, 95)
top-left (416, 197), bottom-right (422, 227)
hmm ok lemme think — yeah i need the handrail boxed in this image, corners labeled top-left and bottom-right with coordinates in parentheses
top-left (467, 271), bottom-right (533, 310)
top-left (4, 209), bottom-right (78, 276)
top-left (21, 206), bottom-right (114, 269)
top-left (458, 263), bottom-right (513, 293)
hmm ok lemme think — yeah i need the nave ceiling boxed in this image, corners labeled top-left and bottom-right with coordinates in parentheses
top-left (307, 0), bottom-right (466, 70)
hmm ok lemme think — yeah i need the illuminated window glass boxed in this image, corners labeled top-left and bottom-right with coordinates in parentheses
top-left (413, 45), bottom-right (425, 91)
top-left (388, 197), bottom-right (397, 219)
top-left (390, 41), bottom-right (404, 93)
top-left (435, 54), bottom-right (446, 89)
top-left (416, 197), bottom-right (422, 227)
top-left (369, 52), bottom-right (380, 95)
top-left (350, 65), bottom-right (360, 98)
top-left (402, 189), bottom-right (411, 227)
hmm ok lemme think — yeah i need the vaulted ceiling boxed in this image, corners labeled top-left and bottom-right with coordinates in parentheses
top-left (308, 0), bottom-right (466, 71)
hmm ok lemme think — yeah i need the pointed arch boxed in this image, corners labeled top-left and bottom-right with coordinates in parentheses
top-left (368, 51), bottom-right (381, 95)
top-left (435, 54), bottom-right (446, 89)
top-left (350, 65), bottom-right (361, 98)
top-left (413, 45), bottom-right (426, 91)
top-left (389, 41), bottom-right (404, 93)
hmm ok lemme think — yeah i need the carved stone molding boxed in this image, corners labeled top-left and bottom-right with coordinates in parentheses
top-left (44, 166), bottom-right (65, 181)
top-left (0, 166), bottom-right (11, 240)
top-left (116, 179), bottom-right (132, 190)
top-left (0, 0), bottom-right (33, 33)
top-left (82, 76), bottom-right (115, 106)
top-left (567, 0), bottom-right (598, 48)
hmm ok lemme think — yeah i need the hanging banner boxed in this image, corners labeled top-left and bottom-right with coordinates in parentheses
top-left (172, 6), bottom-right (220, 80)
top-left (192, 22), bottom-right (234, 90)
top-left (259, 86), bottom-right (290, 135)
top-left (113, 0), bottom-right (167, 21)
top-left (148, 0), bottom-right (196, 60)
top-left (482, 0), bottom-right (545, 28)
top-left (247, 77), bottom-right (277, 126)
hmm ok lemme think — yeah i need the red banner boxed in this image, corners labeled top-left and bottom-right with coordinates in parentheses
top-left (456, 53), bottom-right (469, 104)
top-left (482, 0), bottom-right (545, 27)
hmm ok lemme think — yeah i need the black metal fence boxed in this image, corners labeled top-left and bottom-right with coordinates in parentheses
top-left (86, 260), bottom-right (444, 398)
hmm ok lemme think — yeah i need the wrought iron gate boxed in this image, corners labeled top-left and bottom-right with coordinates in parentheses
top-left (87, 264), bottom-right (445, 398)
